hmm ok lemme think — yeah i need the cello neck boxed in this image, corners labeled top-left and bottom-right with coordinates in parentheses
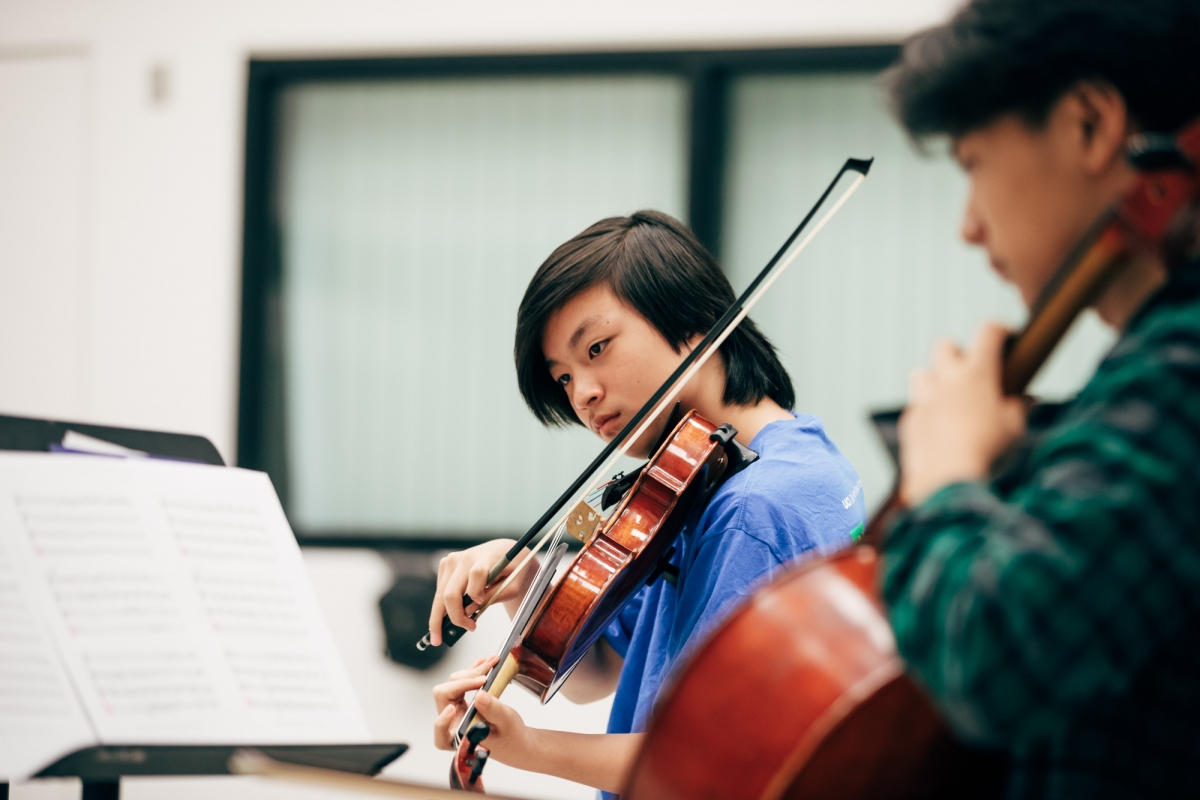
top-left (1004, 119), bottom-right (1200, 396)
top-left (862, 118), bottom-right (1200, 547)
top-left (1001, 224), bottom-right (1131, 396)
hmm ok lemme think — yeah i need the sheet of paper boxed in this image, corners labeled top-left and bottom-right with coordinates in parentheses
top-left (59, 430), bottom-right (147, 457)
top-left (0, 521), bottom-right (96, 780)
top-left (0, 453), bottom-right (370, 750)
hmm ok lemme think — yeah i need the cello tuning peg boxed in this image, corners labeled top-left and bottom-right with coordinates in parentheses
top-left (1126, 132), bottom-right (1193, 171)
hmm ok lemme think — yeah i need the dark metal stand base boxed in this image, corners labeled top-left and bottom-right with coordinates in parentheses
top-left (0, 781), bottom-right (114, 800)
top-left (81, 781), bottom-right (119, 800)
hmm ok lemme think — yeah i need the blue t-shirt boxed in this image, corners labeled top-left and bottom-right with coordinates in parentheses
top-left (600, 414), bottom-right (864, 798)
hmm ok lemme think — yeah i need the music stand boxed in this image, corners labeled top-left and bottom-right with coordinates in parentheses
top-left (0, 414), bottom-right (408, 799)
top-left (32, 744), bottom-right (408, 800)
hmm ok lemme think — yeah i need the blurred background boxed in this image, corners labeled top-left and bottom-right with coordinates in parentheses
top-left (1, 1), bottom-right (1115, 798)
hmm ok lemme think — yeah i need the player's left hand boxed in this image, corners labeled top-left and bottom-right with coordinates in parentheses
top-left (899, 322), bottom-right (1027, 506)
top-left (463, 688), bottom-right (532, 766)
top-left (433, 655), bottom-right (495, 750)
top-left (432, 654), bottom-right (533, 766)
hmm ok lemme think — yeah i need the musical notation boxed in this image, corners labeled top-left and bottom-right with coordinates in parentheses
top-left (0, 525), bottom-right (96, 780)
top-left (164, 498), bottom-right (341, 713)
top-left (0, 453), bottom-right (369, 771)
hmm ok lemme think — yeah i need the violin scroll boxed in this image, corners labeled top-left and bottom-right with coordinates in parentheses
top-left (450, 723), bottom-right (491, 794)
top-left (450, 652), bottom-right (521, 793)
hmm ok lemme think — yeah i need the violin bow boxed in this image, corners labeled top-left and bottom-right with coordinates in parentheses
top-left (419, 156), bottom-right (874, 651)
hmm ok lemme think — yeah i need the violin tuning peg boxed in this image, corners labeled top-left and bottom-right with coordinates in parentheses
top-left (468, 748), bottom-right (490, 785)
top-left (466, 721), bottom-right (491, 747)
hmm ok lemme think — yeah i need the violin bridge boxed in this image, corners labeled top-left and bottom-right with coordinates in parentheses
top-left (566, 499), bottom-right (603, 543)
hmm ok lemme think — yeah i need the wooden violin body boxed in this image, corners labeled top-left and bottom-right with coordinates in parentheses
top-left (452, 409), bottom-right (752, 792)
top-left (511, 410), bottom-right (735, 700)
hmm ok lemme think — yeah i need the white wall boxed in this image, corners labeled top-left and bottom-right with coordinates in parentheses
top-left (0, 0), bottom-right (960, 456)
top-left (0, 2), bottom-right (962, 798)
top-left (0, 54), bottom-right (89, 421)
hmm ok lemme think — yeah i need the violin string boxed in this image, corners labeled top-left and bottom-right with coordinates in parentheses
top-left (473, 169), bottom-right (868, 619)
top-left (460, 484), bottom-right (609, 630)
top-left (456, 524), bottom-right (571, 745)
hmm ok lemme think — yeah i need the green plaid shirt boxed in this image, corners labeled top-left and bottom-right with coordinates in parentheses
top-left (882, 259), bottom-right (1200, 799)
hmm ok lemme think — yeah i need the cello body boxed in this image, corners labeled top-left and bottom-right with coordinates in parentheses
top-left (623, 547), bottom-right (1000, 800)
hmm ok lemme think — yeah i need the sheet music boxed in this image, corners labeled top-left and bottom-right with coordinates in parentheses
top-left (0, 524), bottom-right (96, 780)
top-left (0, 453), bottom-right (370, 756)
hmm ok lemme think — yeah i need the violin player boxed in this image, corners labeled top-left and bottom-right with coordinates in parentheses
top-left (427, 210), bottom-right (866, 795)
top-left (880, 0), bottom-right (1200, 796)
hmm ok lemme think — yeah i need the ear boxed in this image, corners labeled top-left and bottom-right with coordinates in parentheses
top-left (1061, 82), bottom-right (1131, 176)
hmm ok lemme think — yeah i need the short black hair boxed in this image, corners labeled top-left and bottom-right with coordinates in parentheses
top-left (515, 210), bottom-right (795, 428)
top-left (885, 0), bottom-right (1200, 140)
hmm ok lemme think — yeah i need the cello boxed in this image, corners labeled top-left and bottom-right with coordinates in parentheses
top-left (622, 119), bottom-right (1200, 800)
top-left (423, 159), bottom-right (875, 792)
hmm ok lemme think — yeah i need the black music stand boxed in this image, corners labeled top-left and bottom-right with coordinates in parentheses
top-left (0, 414), bottom-right (408, 799)
top-left (0, 413), bottom-right (226, 467)
top-left (31, 744), bottom-right (407, 800)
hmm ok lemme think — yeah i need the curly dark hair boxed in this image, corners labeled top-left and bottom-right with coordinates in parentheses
top-left (885, 0), bottom-right (1200, 140)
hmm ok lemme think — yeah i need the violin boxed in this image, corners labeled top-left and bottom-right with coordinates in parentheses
top-left (426, 158), bottom-right (875, 792)
top-left (622, 118), bottom-right (1200, 800)
top-left (451, 409), bottom-right (753, 792)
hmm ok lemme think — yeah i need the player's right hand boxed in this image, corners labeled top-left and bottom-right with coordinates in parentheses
top-left (427, 539), bottom-right (534, 646)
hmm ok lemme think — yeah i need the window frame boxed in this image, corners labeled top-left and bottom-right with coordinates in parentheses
top-left (238, 44), bottom-right (900, 548)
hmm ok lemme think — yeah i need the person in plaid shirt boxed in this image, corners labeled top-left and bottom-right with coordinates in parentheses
top-left (878, 0), bottom-right (1200, 797)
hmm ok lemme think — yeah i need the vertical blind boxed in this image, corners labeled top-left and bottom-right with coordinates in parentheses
top-left (722, 73), bottom-right (1115, 505)
top-left (278, 75), bottom-right (686, 537)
